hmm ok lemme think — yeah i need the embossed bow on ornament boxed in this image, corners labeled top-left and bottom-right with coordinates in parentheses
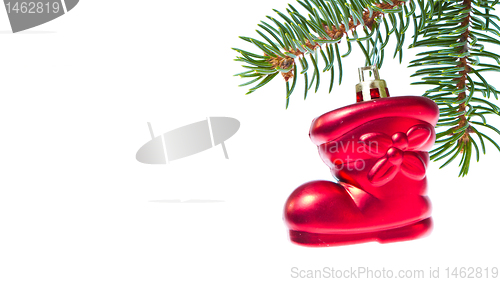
top-left (359, 124), bottom-right (433, 186)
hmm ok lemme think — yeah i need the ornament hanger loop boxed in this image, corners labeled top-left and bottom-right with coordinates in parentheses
top-left (358, 65), bottom-right (380, 82)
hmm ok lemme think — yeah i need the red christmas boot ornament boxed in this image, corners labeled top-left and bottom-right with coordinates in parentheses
top-left (284, 66), bottom-right (440, 247)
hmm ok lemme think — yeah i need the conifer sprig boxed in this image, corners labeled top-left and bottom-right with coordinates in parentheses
top-left (233, 0), bottom-right (500, 176)
top-left (410, 0), bottom-right (500, 176)
top-left (233, 0), bottom-right (413, 103)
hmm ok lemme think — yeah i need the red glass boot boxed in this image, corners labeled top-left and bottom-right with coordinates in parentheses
top-left (284, 66), bottom-right (440, 247)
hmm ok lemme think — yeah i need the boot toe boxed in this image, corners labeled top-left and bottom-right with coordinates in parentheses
top-left (284, 180), bottom-right (361, 234)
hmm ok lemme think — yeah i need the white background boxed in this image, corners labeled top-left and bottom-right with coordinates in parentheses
top-left (0, 1), bottom-right (499, 281)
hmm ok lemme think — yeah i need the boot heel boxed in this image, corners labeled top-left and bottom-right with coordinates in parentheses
top-left (377, 217), bottom-right (433, 244)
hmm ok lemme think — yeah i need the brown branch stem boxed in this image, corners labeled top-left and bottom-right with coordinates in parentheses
top-left (456, 0), bottom-right (473, 146)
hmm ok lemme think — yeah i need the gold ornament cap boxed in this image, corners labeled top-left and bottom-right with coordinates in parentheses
top-left (355, 65), bottom-right (390, 102)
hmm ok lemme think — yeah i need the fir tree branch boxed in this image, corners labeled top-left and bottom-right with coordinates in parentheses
top-left (233, 0), bottom-right (416, 102)
top-left (410, 0), bottom-right (500, 176)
